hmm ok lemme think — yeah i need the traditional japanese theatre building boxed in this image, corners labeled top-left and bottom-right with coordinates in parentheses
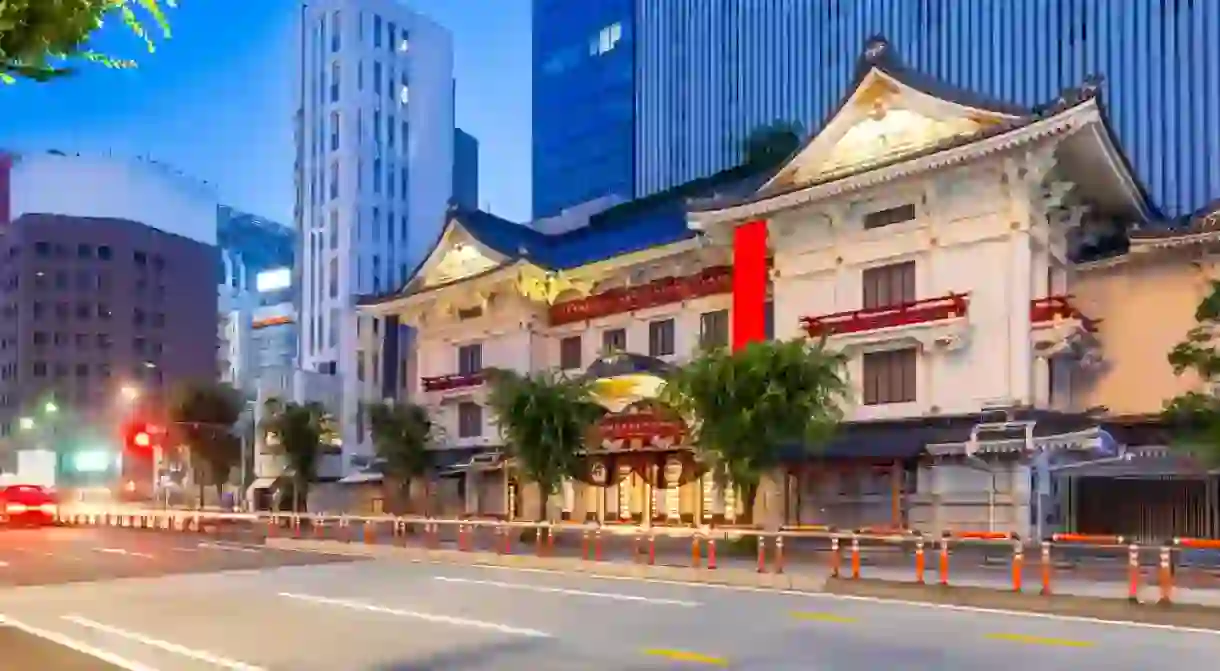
top-left (359, 38), bottom-right (1205, 539)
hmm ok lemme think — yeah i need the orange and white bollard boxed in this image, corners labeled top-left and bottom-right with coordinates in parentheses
top-left (850, 534), bottom-right (861, 580)
top-left (1011, 539), bottom-right (1024, 592)
top-left (756, 535), bottom-right (767, 573)
top-left (1158, 544), bottom-right (1174, 605)
top-left (938, 533), bottom-right (950, 586)
top-left (914, 535), bottom-right (925, 585)
top-left (691, 534), bottom-right (702, 568)
top-left (597, 528), bottom-right (606, 562)
top-left (707, 536), bottom-right (717, 570)
top-left (1127, 544), bottom-right (1141, 602)
top-left (775, 536), bottom-right (786, 575)
top-left (1039, 540), bottom-right (1052, 596)
top-left (830, 536), bottom-right (841, 578)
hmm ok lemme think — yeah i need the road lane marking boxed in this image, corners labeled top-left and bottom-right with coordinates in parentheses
top-left (63, 615), bottom-right (267, 670)
top-left (278, 591), bottom-right (552, 637)
top-left (984, 633), bottom-right (1094, 648)
top-left (0, 560), bottom-right (7, 567)
top-left (791, 611), bottom-right (857, 623)
top-left (0, 614), bottom-right (158, 671)
top-left (458, 563), bottom-right (1220, 636)
top-left (93, 547), bottom-right (155, 559)
top-left (198, 542), bottom-right (261, 553)
top-left (641, 649), bottom-right (728, 666)
top-left (433, 576), bottom-right (701, 606)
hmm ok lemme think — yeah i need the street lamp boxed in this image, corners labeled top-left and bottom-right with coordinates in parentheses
top-left (18, 417), bottom-right (34, 431)
top-left (119, 385), bottom-right (140, 403)
top-left (44, 401), bottom-right (57, 414)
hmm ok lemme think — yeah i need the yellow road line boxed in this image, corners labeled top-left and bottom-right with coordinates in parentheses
top-left (641, 649), bottom-right (729, 666)
top-left (984, 633), bottom-right (1094, 648)
top-left (791, 611), bottom-right (858, 623)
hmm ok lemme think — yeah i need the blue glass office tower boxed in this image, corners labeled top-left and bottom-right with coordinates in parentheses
top-left (532, 0), bottom-right (635, 219)
top-left (453, 128), bottom-right (480, 210)
top-left (634, 0), bottom-right (1219, 217)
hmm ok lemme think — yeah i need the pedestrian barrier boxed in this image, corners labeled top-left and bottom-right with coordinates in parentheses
top-left (55, 506), bottom-right (1220, 606)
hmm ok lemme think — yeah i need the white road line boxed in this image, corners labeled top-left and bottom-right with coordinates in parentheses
top-left (433, 576), bottom-right (701, 606)
top-left (443, 563), bottom-right (1220, 637)
top-left (0, 614), bottom-right (158, 671)
top-left (62, 615), bottom-right (266, 671)
top-left (197, 542), bottom-right (261, 554)
top-left (0, 560), bottom-right (8, 567)
top-left (278, 591), bottom-right (552, 638)
top-left (93, 548), bottom-right (155, 559)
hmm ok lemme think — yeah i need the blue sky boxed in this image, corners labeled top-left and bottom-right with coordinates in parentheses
top-left (0, 0), bottom-right (533, 224)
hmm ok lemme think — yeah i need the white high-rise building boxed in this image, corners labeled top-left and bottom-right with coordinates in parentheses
top-left (296, 0), bottom-right (455, 473)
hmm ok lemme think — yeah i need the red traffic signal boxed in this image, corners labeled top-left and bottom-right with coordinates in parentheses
top-left (132, 431), bottom-right (151, 448)
top-left (123, 422), bottom-right (161, 452)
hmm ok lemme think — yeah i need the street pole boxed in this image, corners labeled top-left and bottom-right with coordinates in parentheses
top-left (239, 432), bottom-right (248, 512)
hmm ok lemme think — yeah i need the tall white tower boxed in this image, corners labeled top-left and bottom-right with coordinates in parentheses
top-left (296, 0), bottom-right (454, 471)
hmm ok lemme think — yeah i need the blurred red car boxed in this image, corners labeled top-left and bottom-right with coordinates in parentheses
top-left (0, 485), bottom-right (58, 527)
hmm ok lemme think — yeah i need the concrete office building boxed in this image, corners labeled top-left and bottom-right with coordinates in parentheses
top-left (296, 0), bottom-right (455, 473)
top-left (0, 152), bottom-right (218, 480)
top-left (533, 0), bottom-right (1220, 219)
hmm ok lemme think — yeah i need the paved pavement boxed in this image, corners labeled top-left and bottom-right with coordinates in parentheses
top-left (1, 551), bottom-right (1220, 669)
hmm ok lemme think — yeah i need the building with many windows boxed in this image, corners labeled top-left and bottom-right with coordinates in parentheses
top-left (217, 208), bottom-right (297, 392)
top-left (362, 37), bottom-right (1201, 539)
top-left (296, 0), bottom-right (455, 472)
top-left (533, 1), bottom-right (1218, 220)
top-left (531, 0), bottom-right (634, 219)
top-left (0, 152), bottom-right (218, 482)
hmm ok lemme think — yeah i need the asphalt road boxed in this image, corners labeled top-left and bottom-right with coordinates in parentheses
top-left (1, 546), bottom-right (1219, 670)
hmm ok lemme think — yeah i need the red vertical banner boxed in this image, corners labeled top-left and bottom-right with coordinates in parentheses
top-left (731, 219), bottom-right (769, 351)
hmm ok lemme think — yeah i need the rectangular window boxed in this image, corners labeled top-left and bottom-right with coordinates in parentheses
top-left (862, 348), bottom-right (917, 405)
top-left (329, 162), bottom-right (339, 200)
top-left (648, 319), bottom-right (675, 357)
top-left (373, 158), bottom-right (382, 193)
top-left (764, 301), bottom-right (775, 340)
top-left (330, 61), bottom-right (340, 102)
top-left (699, 309), bottom-right (729, 350)
top-left (458, 402), bottom-right (482, 438)
top-left (601, 328), bottom-right (626, 354)
top-left (329, 209), bottom-right (339, 249)
top-left (399, 29), bottom-right (410, 52)
top-left (559, 335), bottom-right (582, 370)
top-left (373, 15), bottom-right (382, 48)
top-left (863, 203), bottom-right (917, 230)
top-left (457, 343), bottom-right (482, 375)
top-left (862, 261), bottom-right (916, 310)
top-left (330, 11), bottom-right (340, 52)
top-left (387, 115), bottom-right (395, 148)
top-left (357, 60), bottom-right (363, 90)
top-left (387, 22), bottom-right (396, 51)
top-left (328, 258), bottom-right (338, 297)
top-left (373, 109), bottom-right (381, 146)
top-left (373, 61), bottom-right (382, 98)
top-left (329, 111), bottom-right (340, 151)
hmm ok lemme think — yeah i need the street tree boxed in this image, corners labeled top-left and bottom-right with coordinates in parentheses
top-left (167, 380), bottom-right (244, 506)
top-left (485, 368), bottom-right (605, 521)
top-left (364, 400), bottom-right (440, 514)
top-left (260, 398), bottom-right (336, 512)
top-left (1163, 280), bottom-right (1220, 467)
top-left (659, 338), bottom-right (851, 523)
top-left (0, 0), bottom-right (174, 83)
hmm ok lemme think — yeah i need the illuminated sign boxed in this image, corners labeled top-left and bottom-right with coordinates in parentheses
top-left (252, 315), bottom-right (294, 329)
top-left (255, 267), bottom-right (292, 293)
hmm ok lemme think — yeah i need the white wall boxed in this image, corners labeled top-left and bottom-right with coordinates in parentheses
top-left (9, 152), bottom-right (218, 245)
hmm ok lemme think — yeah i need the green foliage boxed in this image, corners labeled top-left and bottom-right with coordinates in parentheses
top-left (167, 380), bottom-right (243, 498)
top-left (485, 368), bottom-right (605, 519)
top-left (1163, 280), bottom-right (1220, 467)
top-left (741, 120), bottom-right (804, 169)
top-left (260, 398), bottom-right (336, 511)
top-left (364, 400), bottom-right (438, 509)
top-left (0, 0), bottom-right (174, 83)
top-left (659, 338), bottom-right (851, 519)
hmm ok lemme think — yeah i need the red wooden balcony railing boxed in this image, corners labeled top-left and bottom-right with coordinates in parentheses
top-left (421, 371), bottom-right (486, 392)
top-left (550, 266), bottom-right (733, 326)
top-left (800, 293), bottom-right (971, 338)
top-left (1030, 295), bottom-right (1100, 332)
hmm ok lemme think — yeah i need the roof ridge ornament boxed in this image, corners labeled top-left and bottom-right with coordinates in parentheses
top-left (862, 35), bottom-right (890, 63)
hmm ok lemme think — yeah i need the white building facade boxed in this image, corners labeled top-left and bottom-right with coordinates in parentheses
top-left (296, 0), bottom-right (456, 472)
top-left (361, 38), bottom-right (1147, 539)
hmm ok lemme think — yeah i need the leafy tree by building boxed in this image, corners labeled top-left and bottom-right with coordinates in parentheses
top-left (364, 400), bottom-right (440, 514)
top-left (0, 0), bottom-right (174, 83)
top-left (259, 398), bottom-right (336, 512)
top-left (659, 338), bottom-right (851, 523)
top-left (485, 368), bottom-right (604, 521)
top-left (167, 380), bottom-right (244, 506)
top-left (1163, 280), bottom-right (1220, 467)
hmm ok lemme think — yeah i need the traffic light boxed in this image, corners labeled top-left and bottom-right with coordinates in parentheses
top-left (124, 422), bottom-right (158, 453)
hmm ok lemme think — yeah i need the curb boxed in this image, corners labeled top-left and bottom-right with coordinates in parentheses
top-left (264, 539), bottom-right (828, 592)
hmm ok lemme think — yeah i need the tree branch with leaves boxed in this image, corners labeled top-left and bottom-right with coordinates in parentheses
top-left (660, 338), bottom-right (851, 523)
top-left (168, 380), bottom-right (243, 507)
top-left (0, 0), bottom-right (174, 83)
top-left (260, 398), bottom-right (336, 512)
top-left (485, 368), bottom-right (605, 521)
top-left (364, 400), bottom-right (440, 514)
top-left (1163, 280), bottom-right (1220, 467)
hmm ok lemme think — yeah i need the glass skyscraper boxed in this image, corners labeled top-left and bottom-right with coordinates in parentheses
top-left (533, 0), bottom-right (1219, 219)
top-left (531, 0), bottom-right (635, 219)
